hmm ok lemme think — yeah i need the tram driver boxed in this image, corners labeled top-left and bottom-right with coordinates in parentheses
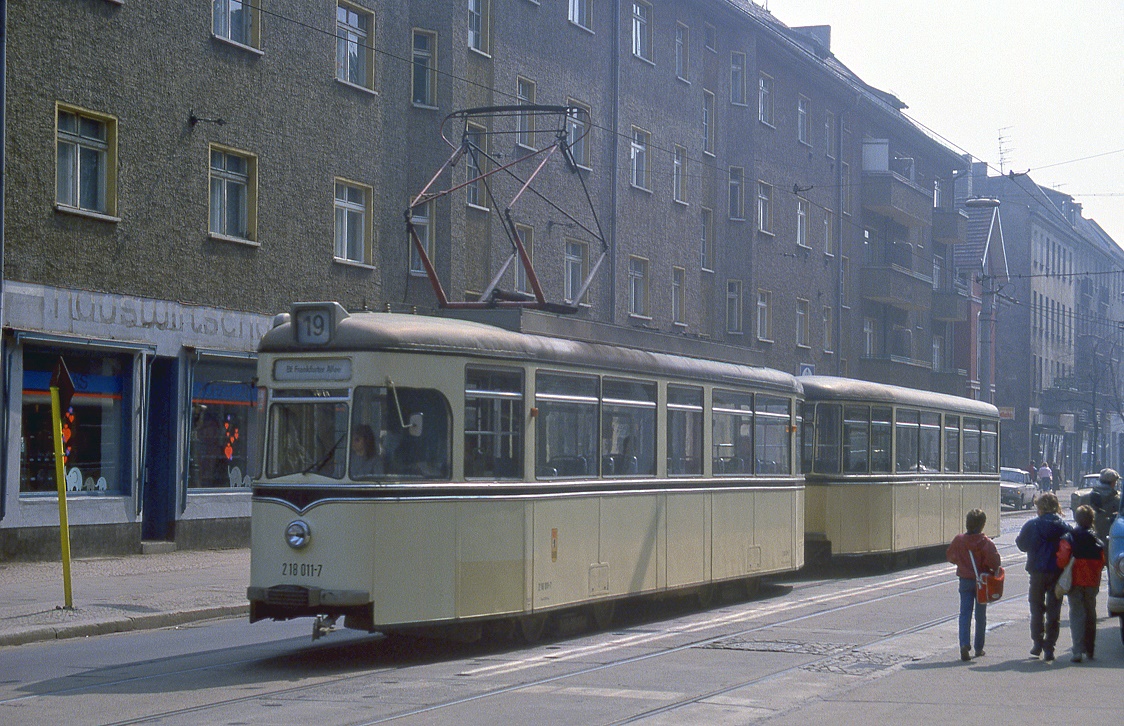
top-left (350, 424), bottom-right (384, 478)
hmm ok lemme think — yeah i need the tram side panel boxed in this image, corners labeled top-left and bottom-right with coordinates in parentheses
top-left (599, 493), bottom-right (664, 595)
top-left (665, 492), bottom-right (710, 589)
top-left (455, 500), bottom-right (527, 619)
top-left (531, 497), bottom-right (601, 611)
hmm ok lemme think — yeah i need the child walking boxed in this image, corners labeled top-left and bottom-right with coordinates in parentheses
top-left (947, 509), bottom-right (1001, 660)
top-left (1057, 505), bottom-right (1106, 662)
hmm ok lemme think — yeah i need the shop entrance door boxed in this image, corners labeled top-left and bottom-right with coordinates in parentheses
top-left (142, 358), bottom-right (177, 542)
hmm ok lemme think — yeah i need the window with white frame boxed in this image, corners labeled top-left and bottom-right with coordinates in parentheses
top-left (516, 77), bottom-right (536, 148)
top-left (566, 100), bottom-right (591, 167)
top-left (672, 266), bottom-right (685, 324)
top-left (675, 23), bottom-right (689, 80)
top-left (209, 146), bottom-right (256, 241)
top-left (565, 239), bottom-right (588, 302)
top-left (629, 256), bottom-right (649, 316)
top-left (730, 52), bottom-right (746, 105)
top-left (796, 198), bottom-right (809, 248)
top-left (514, 223), bottom-right (534, 293)
top-left (412, 30), bottom-right (437, 107)
top-left (841, 256), bottom-right (849, 306)
top-left (702, 90), bottom-right (715, 155)
top-left (56, 106), bottom-right (116, 216)
top-left (701, 207), bottom-right (714, 270)
top-left (841, 161), bottom-right (852, 212)
top-left (825, 110), bottom-right (837, 158)
top-left (336, 2), bottom-right (375, 90)
top-left (409, 201), bottom-right (434, 274)
top-left (466, 122), bottom-right (487, 207)
top-left (334, 180), bottom-right (372, 265)
top-left (704, 23), bottom-right (716, 51)
top-left (796, 298), bottom-right (810, 347)
top-left (758, 73), bottom-right (774, 125)
top-left (863, 317), bottom-right (876, 356)
top-left (632, 1), bottom-right (652, 62)
top-left (673, 145), bottom-right (687, 203)
top-left (468, 0), bottom-right (490, 54)
top-left (824, 209), bottom-right (835, 255)
top-left (726, 280), bottom-right (742, 333)
top-left (756, 290), bottom-right (772, 340)
top-left (823, 306), bottom-right (834, 352)
top-left (729, 167), bottom-right (744, 219)
top-left (798, 96), bottom-right (809, 145)
top-left (630, 126), bottom-right (650, 190)
top-left (213, 0), bottom-right (260, 48)
top-left (756, 181), bottom-right (773, 233)
top-left (568, 0), bottom-right (592, 30)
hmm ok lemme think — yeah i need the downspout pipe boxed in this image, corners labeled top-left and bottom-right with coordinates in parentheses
top-left (0, 0), bottom-right (7, 522)
top-left (609, 0), bottom-right (620, 322)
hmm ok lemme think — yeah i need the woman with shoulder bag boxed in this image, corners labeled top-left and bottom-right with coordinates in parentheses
top-left (947, 509), bottom-right (1001, 661)
top-left (1057, 505), bottom-right (1106, 662)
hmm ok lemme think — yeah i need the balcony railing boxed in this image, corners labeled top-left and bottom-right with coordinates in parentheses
top-left (932, 208), bottom-right (968, 244)
top-left (859, 264), bottom-right (933, 312)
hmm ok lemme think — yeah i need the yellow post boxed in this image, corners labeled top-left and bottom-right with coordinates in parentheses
top-left (50, 385), bottom-right (74, 609)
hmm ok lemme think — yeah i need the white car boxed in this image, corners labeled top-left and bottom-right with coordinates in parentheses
top-left (999, 467), bottom-right (1036, 510)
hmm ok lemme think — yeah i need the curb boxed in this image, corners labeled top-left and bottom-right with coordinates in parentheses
top-left (0, 604), bottom-right (249, 648)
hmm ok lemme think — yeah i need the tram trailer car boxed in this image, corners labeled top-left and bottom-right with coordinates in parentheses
top-left (247, 303), bottom-right (805, 639)
top-left (799, 376), bottom-right (1000, 566)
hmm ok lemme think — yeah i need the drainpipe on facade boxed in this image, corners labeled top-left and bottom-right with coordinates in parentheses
top-left (835, 109), bottom-right (845, 376)
top-left (0, 0), bottom-right (7, 522)
top-left (609, 0), bottom-right (620, 322)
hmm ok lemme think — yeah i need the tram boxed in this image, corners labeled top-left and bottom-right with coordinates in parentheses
top-left (247, 303), bottom-right (805, 639)
top-left (799, 376), bottom-right (1000, 564)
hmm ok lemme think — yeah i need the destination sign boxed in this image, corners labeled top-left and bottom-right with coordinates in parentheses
top-left (273, 358), bottom-right (352, 382)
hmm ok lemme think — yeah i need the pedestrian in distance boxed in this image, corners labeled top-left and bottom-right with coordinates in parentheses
top-left (1037, 461), bottom-right (1054, 493)
top-left (1057, 504), bottom-right (1106, 663)
top-left (1016, 492), bottom-right (1071, 661)
top-left (947, 508), bottom-right (1001, 661)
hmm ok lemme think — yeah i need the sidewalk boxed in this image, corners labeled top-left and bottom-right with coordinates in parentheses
top-left (0, 548), bottom-right (249, 647)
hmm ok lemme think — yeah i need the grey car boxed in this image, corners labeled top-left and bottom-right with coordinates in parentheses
top-left (1000, 467), bottom-right (1036, 510)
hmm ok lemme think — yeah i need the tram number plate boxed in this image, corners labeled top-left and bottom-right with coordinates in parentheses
top-left (281, 562), bottom-right (323, 577)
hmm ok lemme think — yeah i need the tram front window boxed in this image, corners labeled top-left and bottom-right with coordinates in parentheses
top-left (355, 385), bottom-right (451, 480)
top-left (267, 391), bottom-right (349, 478)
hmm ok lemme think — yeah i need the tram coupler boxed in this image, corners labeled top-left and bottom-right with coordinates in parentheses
top-left (312, 614), bottom-right (338, 641)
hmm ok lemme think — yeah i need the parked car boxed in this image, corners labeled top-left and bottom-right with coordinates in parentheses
top-left (1107, 512), bottom-right (1124, 644)
top-left (1071, 473), bottom-right (1102, 514)
top-left (1000, 467), bottom-right (1036, 510)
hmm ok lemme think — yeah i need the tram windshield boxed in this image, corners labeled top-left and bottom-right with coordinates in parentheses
top-left (267, 389), bottom-right (350, 478)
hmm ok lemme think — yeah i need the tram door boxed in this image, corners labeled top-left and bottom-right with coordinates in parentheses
top-left (142, 358), bottom-right (177, 542)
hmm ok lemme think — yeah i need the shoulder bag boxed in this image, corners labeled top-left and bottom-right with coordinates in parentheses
top-left (970, 549), bottom-right (1005, 604)
top-left (1055, 557), bottom-right (1074, 599)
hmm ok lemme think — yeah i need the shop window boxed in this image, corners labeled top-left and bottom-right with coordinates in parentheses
top-left (189, 358), bottom-right (257, 489)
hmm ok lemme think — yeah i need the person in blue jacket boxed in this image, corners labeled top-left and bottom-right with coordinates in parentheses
top-left (1015, 492), bottom-right (1071, 661)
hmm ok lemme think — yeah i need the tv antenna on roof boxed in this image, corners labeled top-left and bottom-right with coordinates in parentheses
top-left (998, 127), bottom-right (1014, 174)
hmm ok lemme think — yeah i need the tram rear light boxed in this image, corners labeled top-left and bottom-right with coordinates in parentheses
top-left (286, 520), bottom-right (312, 550)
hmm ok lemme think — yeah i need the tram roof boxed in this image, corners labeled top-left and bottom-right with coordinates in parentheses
top-left (799, 375), bottom-right (999, 417)
top-left (260, 311), bottom-right (802, 394)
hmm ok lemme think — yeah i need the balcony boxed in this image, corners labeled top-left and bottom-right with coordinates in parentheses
top-left (931, 286), bottom-right (970, 321)
top-left (861, 140), bottom-right (933, 227)
top-left (932, 208), bottom-right (969, 244)
top-left (858, 355), bottom-right (931, 392)
top-left (932, 367), bottom-right (970, 397)
top-left (859, 264), bottom-right (932, 312)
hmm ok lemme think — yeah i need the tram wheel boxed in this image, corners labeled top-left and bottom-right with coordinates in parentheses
top-left (590, 600), bottom-right (616, 630)
top-left (519, 614), bottom-right (548, 644)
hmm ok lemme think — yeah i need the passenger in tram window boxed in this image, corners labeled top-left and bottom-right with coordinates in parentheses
top-left (350, 424), bottom-right (383, 478)
top-left (1016, 492), bottom-right (1071, 662)
top-left (947, 509), bottom-right (1000, 661)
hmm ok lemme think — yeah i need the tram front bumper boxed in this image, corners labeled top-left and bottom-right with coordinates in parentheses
top-left (247, 585), bottom-right (371, 609)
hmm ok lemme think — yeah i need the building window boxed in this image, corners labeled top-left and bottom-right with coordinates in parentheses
top-left (758, 73), bottom-right (774, 126)
top-left (189, 358), bottom-right (258, 489)
top-left (516, 77), bottom-right (536, 148)
top-left (730, 52), bottom-right (746, 105)
top-left (841, 256), bottom-right (849, 306)
top-left (728, 167), bottom-right (744, 220)
top-left (412, 30), bottom-right (438, 107)
top-left (672, 267), bottom-right (685, 324)
top-left (334, 180), bottom-right (372, 265)
top-left (702, 90), bottom-right (715, 155)
top-left (825, 110), bottom-right (837, 158)
top-left (212, 0), bottom-right (259, 48)
top-left (824, 209), bottom-right (835, 255)
top-left (630, 126), bottom-right (650, 190)
top-left (409, 201), bottom-right (434, 274)
top-left (796, 198), bottom-right (809, 248)
top-left (514, 223), bottom-right (534, 293)
top-left (569, 0), bottom-right (592, 30)
top-left (632, 1), bottom-right (652, 62)
top-left (675, 23), bottom-right (689, 80)
top-left (336, 2), bottom-right (374, 90)
top-left (468, 0), bottom-right (489, 54)
top-left (629, 256), bottom-right (649, 316)
top-left (841, 161), bottom-right (852, 212)
top-left (823, 306), bottom-right (834, 352)
top-left (56, 106), bottom-right (116, 216)
top-left (704, 23), bottom-right (716, 51)
top-left (701, 207), bottom-right (714, 270)
top-left (566, 100), bottom-right (592, 168)
top-left (209, 146), bottom-right (256, 242)
top-left (466, 122), bottom-right (487, 208)
top-left (798, 96), bottom-right (809, 145)
top-left (796, 298), bottom-right (810, 347)
top-left (863, 317), bottom-right (876, 356)
top-left (756, 290), bottom-right (772, 340)
top-left (565, 239), bottom-right (588, 302)
top-left (726, 280), bottom-right (742, 333)
top-left (673, 145), bottom-right (687, 203)
top-left (756, 181), bottom-right (773, 233)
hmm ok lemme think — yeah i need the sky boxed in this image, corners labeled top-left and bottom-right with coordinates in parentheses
top-left (765, 0), bottom-right (1124, 245)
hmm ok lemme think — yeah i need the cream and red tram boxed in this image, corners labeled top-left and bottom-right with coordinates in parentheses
top-left (247, 303), bottom-right (804, 638)
top-left (799, 375), bottom-right (1000, 563)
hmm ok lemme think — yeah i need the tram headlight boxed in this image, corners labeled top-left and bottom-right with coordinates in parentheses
top-left (285, 520), bottom-right (312, 550)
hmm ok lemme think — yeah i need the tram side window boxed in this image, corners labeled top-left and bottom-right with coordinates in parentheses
top-left (465, 367), bottom-right (524, 480)
top-left (799, 402), bottom-right (814, 474)
top-left (980, 419), bottom-right (998, 472)
top-left (812, 403), bottom-right (841, 474)
top-left (536, 372), bottom-right (599, 478)
top-left (895, 408), bottom-right (920, 472)
top-left (667, 385), bottom-right (703, 476)
top-left (602, 378), bottom-right (656, 476)
top-left (944, 415), bottom-right (961, 472)
top-left (755, 395), bottom-right (791, 475)
top-left (920, 412), bottom-right (941, 472)
top-left (963, 418), bottom-right (982, 472)
top-left (871, 407), bottom-right (892, 473)
top-left (713, 389), bottom-right (754, 475)
top-left (267, 392), bottom-right (348, 479)
top-left (843, 405), bottom-right (870, 474)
